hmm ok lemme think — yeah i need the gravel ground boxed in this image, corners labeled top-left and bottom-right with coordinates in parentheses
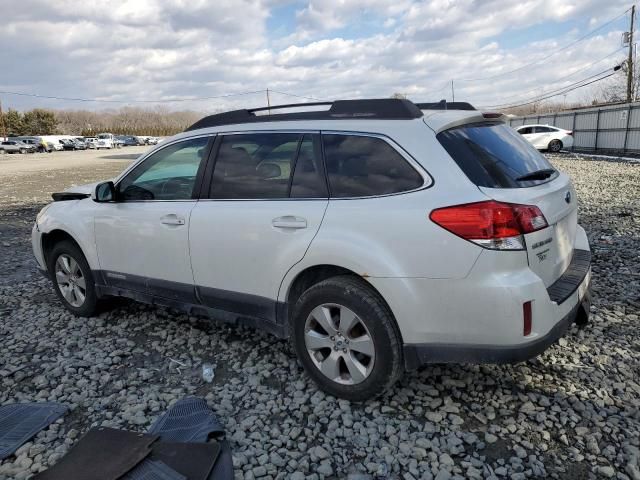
top-left (0, 151), bottom-right (638, 480)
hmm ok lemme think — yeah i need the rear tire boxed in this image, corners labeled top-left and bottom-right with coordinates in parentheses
top-left (291, 275), bottom-right (403, 401)
top-left (47, 241), bottom-right (98, 317)
top-left (548, 139), bottom-right (563, 152)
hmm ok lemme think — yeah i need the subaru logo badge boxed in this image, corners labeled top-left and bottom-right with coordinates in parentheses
top-left (565, 191), bottom-right (571, 204)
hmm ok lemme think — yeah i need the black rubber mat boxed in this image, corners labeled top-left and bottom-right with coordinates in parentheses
top-left (0, 402), bottom-right (68, 460)
top-left (33, 427), bottom-right (158, 480)
top-left (149, 441), bottom-right (220, 480)
top-left (120, 459), bottom-right (186, 480)
top-left (207, 440), bottom-right (234, 480)
top-left (148, 397), bottom-right (223, 442)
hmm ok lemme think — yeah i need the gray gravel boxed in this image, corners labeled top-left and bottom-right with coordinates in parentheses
top-left (0, 152), bottom-right (639, 480)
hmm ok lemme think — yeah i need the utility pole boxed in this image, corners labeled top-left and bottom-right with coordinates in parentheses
top-left (0, 99), bottom-right (6, 141)
top-left (627, 4), bottom-right (635, 103)
top-left (266, 88), bottom-right (271, 114)
top-left (451, 80), bottom-right (455, 102)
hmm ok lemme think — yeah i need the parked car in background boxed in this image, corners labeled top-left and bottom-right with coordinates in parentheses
top-left (60, 139), bottom-right (87, 151)
top-left (96, 133), bottom-right (116, 149)
top-left (515, 125), bottom-right (573, 152)
top-left (85, 138), bottom-right (98, 149)
top-left (33, 99), bottom-right (592, 400)
top-left (146, 137), bottom-right (159, 145)
top-left (116, 135), bottom-right (144, 146)
top-left (0, 140), bottom-right (36, 154)
top-left (18, 137), bottom-right (53, 153)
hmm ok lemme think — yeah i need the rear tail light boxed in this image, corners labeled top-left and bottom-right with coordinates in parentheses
top-left (566, 130), bottom-right (573, 136)
top-left (429, 200), bottom-right (548, 250)
top-left (523, 301), bottom-right (532, 336)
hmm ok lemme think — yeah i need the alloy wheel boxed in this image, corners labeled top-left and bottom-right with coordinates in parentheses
top-left (304, 303), bottom-right (375, 385)
top-left (54, 254), bottom-right (86, 307)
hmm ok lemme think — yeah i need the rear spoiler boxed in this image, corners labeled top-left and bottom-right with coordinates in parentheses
top-left (423, 111), bottom-right (507, 134)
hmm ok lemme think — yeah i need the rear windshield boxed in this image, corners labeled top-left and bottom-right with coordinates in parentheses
top-left (437, 122), bottom-right (557, 188)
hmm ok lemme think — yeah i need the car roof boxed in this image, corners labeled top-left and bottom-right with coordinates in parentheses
top-left (181, 98), bottom-right (492, 139)
top-left (516, 124), bottom-right (559, 129)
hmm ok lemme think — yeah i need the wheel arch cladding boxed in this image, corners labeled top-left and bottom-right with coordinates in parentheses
top-left (41, 229), bottom-right (84, 269)
top-left (285, 265), bottom-right (405, 344)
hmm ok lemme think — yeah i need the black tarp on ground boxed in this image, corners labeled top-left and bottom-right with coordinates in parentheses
top-left (0, 403), bottom-right (68, 460)
top-left (33, 427), bottom-right (158, 480)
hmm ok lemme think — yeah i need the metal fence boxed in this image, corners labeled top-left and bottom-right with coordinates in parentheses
top-left (507, 101), bottom-right (640, 154)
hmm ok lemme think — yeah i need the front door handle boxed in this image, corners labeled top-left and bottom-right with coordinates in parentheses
top-left (160, 214), bottom-right (185, 226)
top-left (272, 216), bottom-right (307, 229)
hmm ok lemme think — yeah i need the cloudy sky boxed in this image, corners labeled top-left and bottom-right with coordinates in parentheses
top-left (0, 0), bottom-right (633, 112)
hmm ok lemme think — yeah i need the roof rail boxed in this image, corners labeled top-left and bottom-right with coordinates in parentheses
top-left (415, 101), bottom-right (476, 111)
top-left (185, 98), bottom-right (424, 131)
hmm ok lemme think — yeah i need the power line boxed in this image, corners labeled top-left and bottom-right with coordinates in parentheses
top-left (268, 89), bottom-right (322, 101)
top-left (480, 48), bottom-right (626, 105)
top-left (489, 71), bottom-right (618, 109)
top-left (0, 89), bottom-right (267, 104)
top-left (485, 68), bottom-right (617, 108)
top-left (457, 7), bottom-right (631, 83)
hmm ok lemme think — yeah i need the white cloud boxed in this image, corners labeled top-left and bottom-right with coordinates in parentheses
top-left (0, 0), bottom-right (632, 112)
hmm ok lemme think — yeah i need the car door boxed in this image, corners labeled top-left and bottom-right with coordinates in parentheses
top-left (189, 132), bottom-right (328, 326)
top-left (532, 126), bottom-right (553, 148)
top-left (517, 126), bottom-right (536, 146)
top-left (94, 135), bottom-right (212, 301)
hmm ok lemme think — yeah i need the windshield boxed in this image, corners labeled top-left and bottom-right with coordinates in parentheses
top-left (98, 134), bottom-right (110, 139)
top-left (437, 122), bottom-right (557, 188)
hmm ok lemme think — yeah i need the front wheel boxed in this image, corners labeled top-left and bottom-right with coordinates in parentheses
top-left (19, 148), bottom-right (26, 154)
top-left (291, 276), bottom-right (403, 401)
top-left (48, 241), bottom-right (98, 316)
top-left (548, 139), bottom-right (563, 152)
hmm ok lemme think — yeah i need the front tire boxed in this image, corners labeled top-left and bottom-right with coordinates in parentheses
top-left (548, 139), bottom-right (563, 152)
top-left (48, 241), bottom-right (98, 316)
top-left (291, 276), bottom-right (403, 401)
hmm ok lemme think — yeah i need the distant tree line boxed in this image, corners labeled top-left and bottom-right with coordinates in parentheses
top-left (0, 109), bottom-right (57, 136)
top-left (1, 106), bottom-right (205, 137)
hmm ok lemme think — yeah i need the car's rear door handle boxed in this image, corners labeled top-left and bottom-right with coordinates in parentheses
top-left (272, 216), bottom-right (307, 229)
top-left (160, 214), bottom-right (185, 226)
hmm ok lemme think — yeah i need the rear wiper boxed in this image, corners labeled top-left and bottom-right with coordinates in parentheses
top-left (516, 168), bottom-right (556, 182)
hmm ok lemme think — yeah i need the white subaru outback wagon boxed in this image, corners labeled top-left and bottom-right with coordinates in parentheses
top-left (32, 99), bottom-right (592, 401)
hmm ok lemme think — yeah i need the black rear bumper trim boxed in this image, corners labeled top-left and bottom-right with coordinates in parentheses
top-left (546, 249), bottom-right (591, 304)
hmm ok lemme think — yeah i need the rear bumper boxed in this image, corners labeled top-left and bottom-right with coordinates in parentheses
top-left (402, 249), bottom-right (592, 370)
top-left (404, 281), bottom-right (590, 369)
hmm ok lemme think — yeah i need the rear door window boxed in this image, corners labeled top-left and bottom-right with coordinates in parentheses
top-left (437, 122), bottom-right (558, 188)
top-left (209, 133), bottom-right (327, 199)
top-left (322, 134), bottom-right (424, 198)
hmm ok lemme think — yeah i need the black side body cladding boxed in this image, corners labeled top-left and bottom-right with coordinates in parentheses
top-left (94, 270), bottom-right (288, 338)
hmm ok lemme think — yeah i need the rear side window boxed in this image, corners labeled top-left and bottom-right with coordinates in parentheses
top-left (322, 134), bottom-right (423, 198)
top-left (210, 133), bottom-right (327, 199)
top-left (437, 122), bottom-right (557, 188)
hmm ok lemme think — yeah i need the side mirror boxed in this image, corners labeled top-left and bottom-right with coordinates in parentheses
top-left (93, 181), bottom-right (116, 202)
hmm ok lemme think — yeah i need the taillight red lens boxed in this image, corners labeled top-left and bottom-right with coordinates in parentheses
top-left (430, 201), bottom-right (548, 241)
top-left (523, 301), bottom-right (532, 336)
